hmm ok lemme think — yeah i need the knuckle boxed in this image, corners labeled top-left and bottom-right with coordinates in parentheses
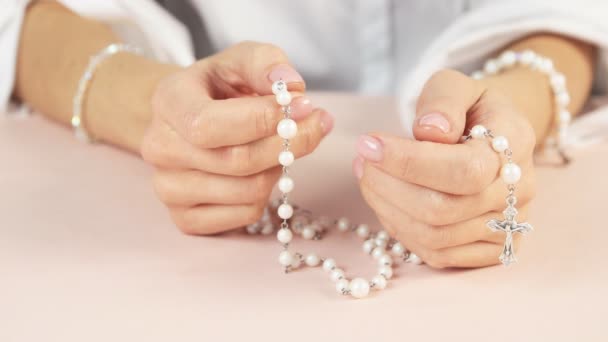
top-left (461, 152), bottom-right (492, 193)
top-left (425, 192), bottom-right (453, 224)
top-left (396, 148), bottom-right (415, 180)
top-left (229, 144), bottom-right (255, 176)
top-left (188, 103), bottom-right (216, 147)
top-left (152, 173), bottom-right (174, 204)
top-left (254, 105), bottom-right (276, 138)
top-left (251, 173), bottom-right (273, 202)
top-left (419, 227), bottom-right (451, 250)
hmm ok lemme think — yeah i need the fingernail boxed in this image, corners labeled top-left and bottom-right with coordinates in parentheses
top-left (356, 135), bottom-right (383, 162)
top-left (290, 97), bottom-right (313, 120)
top-left (353, 156), bottom-right (364, 180)
top-left (319, 109), bottom-right (334, 135)
top-left (268, 64), bottom-right (304, 84)
top-left (417, 112), bottom-right (451, 133)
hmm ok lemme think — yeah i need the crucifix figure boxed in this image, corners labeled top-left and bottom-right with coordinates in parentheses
top-left (486, 205), bottom-right (533, 266)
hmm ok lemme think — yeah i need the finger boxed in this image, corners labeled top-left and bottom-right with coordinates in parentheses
top-left (160, 94), bottom-right (313, 149)
top-left (203, 41), bottom-right (305, 95)
top-left (153, 167), bottom-right (281, 206)
top-left (359, 161), bottom-right (535, 225)
top-left (422, 242), bottom-right (509, 268)
top-left (169, 203), bottom-right (265, 235)
top-left (359, 177), bottom-right (528, 249)
top-left (356, 132), bottom-right (500, 195)
top-left (143, 108), bottom-right (329, 176)
top-left (413, 69), bottom-right (485, 144)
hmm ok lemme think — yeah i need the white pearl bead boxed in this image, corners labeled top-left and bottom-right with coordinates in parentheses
top-left (276, 91), bottom-right (292, 106)
top-left (260, 223), bottom-right (274, 235)
top-left (356, 224), bottom-right (370, 238)
top-left (531, 56), bottom-right (544, 70)
top-left (322, 258), bottom-right (336, 272)
top-left (539, 58), bottom-right (554, 73)
top-left (301, 227), bottom-right (316, 240)
top-left (276, 228), bottom-right (293, 244)
top-left (376, 230), bottom-right (389, 240)
top-left (278, 250), bottom-right (293, 266)
top-left (491, 135), bottom-right (509, 153)
top-left (336, 217), bottom-right (350, 232)
top-left (271, 80), bottom-right (287, 95)
top-left (291, 256), bottom-right (302, 269)
top-left (277, 203), bottom-right (294, 220)
top-left (378, 254), bottom-right (393, 266)
top-left (335, 279), bottom-right (350, 294)
top-left (278, 151), bottom-right (294, 166)
top-left (362, 240), bottom-right (375, 254)
top-left (379, 265), bottom-right (393, 279)
top-left (372, 247), bottom-right (385, 260)
top-left (245, 223), bottom-right (260, 234)
top-left (277, 118), bottom-right (298, 139)
top-left (470, 125), bottom-right (487, 139)
top-left (483, 59), bottom-right (499, 75)
top-left (558, 109), bottom-right (572, 124)
top-left (375, 237), bottom-right (388, 248)
top-left (330, 268), bottom-right (345, 282)
top-left (500, 163), bottom-right (522, 185)
top-left (499, 50), bottom-right (517, 67)
top-left (391, 242), bottom-right (405, 256)
top-left (519, 50), bottom-right (536, 65)
top-left (371, 275), bottom-right (387, 290)
top-left (471, 71), bottom-right (484, 80)
top-left (349, 278), bottom-right (370, 299)
top-left (556, 90), bottom-right (571, 107)
top-left (277, 175), bottom-right (294, 193)
top-left (305, 254), bottom-right (320, 267)
top-left (550, 72), bottom-right (566, 92)
top-left (407, 253), bottom-right (423, 265)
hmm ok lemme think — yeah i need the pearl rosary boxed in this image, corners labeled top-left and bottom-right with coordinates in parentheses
top-left (244, 80), bottom-right (423, 299)
top-left (246, 49), bottom-right (568, 296)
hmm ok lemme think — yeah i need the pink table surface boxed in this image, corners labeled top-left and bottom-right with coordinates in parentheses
top-left (1, 93), bottom-right (607, 342)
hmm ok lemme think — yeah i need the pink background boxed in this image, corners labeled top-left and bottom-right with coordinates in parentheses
top-left (1, 94), bottom-right (606, 341)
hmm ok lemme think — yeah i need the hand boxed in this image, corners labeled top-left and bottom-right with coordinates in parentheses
top-left (354, 70), bottom-right (536, 268)
top-left (141, 42), bottom-right (334, 235)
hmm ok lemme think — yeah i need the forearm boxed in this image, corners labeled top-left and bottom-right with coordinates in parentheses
top-left (479, 33), bottom-right (595, 142)
top-left (14, 1), bottom-right (180, 152)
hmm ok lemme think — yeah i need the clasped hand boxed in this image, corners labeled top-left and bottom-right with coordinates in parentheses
top-left (141, 43), bottom-right (536, 268)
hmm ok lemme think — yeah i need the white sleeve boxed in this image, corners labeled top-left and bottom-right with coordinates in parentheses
top-left (0, 0), bottom-right (30, 113)
top-left (0, 0), bottom-right (195, 114)
top-left (398, 0), bottom-right (608, 147)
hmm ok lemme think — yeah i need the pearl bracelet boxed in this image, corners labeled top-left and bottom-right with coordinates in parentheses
top-left (243, 80), bottom-right (423, 299)
top-left (471, 49), bottom-right (572, 163)
top-left (71, 43), bottom-right (142, 142)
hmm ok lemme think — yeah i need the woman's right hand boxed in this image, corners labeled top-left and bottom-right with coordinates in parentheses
top-left (141, 42), bottom-right (333, 235)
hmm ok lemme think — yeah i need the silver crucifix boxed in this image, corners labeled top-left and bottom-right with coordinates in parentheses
top-left (486, 201), bottom-right (533, 266)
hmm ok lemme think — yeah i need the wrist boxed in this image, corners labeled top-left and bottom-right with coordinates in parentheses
top-left (476, 67), bottom-right (554, 142)
top-left (86, 53), bottom-right (181, 152)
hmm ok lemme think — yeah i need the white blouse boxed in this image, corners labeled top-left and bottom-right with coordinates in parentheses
top-left (2, 0), bottom-right (608, 143)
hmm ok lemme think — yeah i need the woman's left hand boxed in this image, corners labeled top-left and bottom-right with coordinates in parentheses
top-left (354, 69), bottom-right (537, 268)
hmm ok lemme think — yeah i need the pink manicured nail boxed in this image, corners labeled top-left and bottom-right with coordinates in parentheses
top-left (356, 135), bottom-right (383, 162)
top-left (353, 156), bottom-right (364, 180)
top-left (268, 64), bottom-right (304, 84)
top-left (290, 97), bottom-right (313, 120)
top-left (319, 110), bottom-right (334, 135)
top-left (417, 112), bottom-right (451, 133)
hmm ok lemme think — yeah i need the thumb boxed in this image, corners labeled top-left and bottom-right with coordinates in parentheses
top-left (413, 69), bottom-right (486, 144)
top-left (203, 41), bottom-right (305, 95)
